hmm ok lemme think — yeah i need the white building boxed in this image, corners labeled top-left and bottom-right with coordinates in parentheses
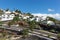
top-left (0, 10), bottom-right (15, 21)
top-left (0, 10), bottom-right (31, 21)
top-left (47, 21), bottom-right (55, 25)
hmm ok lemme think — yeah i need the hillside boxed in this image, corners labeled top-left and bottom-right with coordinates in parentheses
top-left (0, 9), bottom-right (60, 40)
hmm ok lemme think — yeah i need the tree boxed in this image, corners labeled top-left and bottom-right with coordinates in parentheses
top-left (29, 15), bottom-right (34, 19)
top-left (27, 13), bottom-right (31, 16)
top-left (15, 9), bottom-right (21, 14)
top-left (47, 16), bottom-right (57, 22)
top-left (5, 8), bottom-right (9, 11)
top-left (13, 15), bottom-right (20, 22)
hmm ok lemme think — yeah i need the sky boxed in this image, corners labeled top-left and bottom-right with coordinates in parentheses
top-left (0, 0), bottom-right (60, 20)
top-left (0, 0), bottom-right (60, 13)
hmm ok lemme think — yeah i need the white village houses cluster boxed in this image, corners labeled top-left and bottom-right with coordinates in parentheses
top-left (0, 9), bottom-right (55, 25)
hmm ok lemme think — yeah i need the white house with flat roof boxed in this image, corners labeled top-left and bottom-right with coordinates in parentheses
top-left (47, 21), bottom-right (55, 25)
top-left (0, 10), bottom-right (15, 21)
top-left (0, 10), bottom-right (31, 21)
top-left (0, 9), bottom-right (56, 26)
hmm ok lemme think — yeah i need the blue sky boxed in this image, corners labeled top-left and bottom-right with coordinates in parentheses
top-left (0, 0), bottom-right (60, 13)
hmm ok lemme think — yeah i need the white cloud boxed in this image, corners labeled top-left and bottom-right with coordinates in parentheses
top-left (32, 13), bottom-right (60, 20)
top-left (48, 9), bottom-right (54, 12)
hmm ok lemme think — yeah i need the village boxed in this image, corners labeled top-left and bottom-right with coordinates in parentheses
top-left (0, 9), bottom-right (60, 40)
